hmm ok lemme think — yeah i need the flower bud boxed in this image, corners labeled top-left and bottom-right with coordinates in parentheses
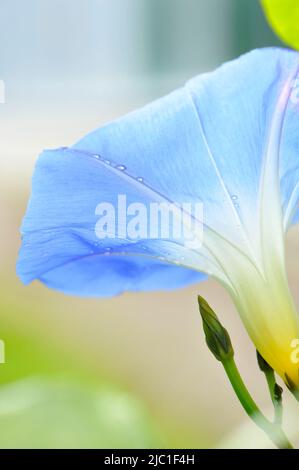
top-left (198, 295), bottom-right (234, 363)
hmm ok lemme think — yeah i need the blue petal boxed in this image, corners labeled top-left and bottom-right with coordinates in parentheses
top-left (186, 48), bottom-right (299, 251)
top-left (39, 254), bottom-right (204, 298)
top-left (17, 147), bottom-right (206, 296)
top-left (17, 48), bottom-right (299, 296)
top-left (74, 48), bottom-right (299, 257)
top-left (280, 86), bottom-right (299, 229)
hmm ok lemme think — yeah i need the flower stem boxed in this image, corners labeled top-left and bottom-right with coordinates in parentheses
top-left (256, 351), bottom-right (283, 425)
top-left (265, 369), bottom-right (283, 425)
top-left (222, 357), bottom-right (293, 449)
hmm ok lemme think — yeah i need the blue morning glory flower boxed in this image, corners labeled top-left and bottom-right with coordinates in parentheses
top-left (17, 48), bottom-right (299, 387)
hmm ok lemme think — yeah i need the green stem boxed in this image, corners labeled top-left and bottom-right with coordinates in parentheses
top-left (264, 369), bottom-right (283, 425)
top-left (223, 357), bottom-right (293, 449)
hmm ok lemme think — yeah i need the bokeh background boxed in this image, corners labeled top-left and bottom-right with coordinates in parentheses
top-left (1, 0), bottom-right (298, 448)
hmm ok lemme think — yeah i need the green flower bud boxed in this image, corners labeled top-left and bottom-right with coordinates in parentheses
top-left (198, 295), bottom-right (234, 363)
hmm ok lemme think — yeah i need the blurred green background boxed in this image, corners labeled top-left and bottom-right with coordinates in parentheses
top-left (0, 0), bottom-right (298, 448)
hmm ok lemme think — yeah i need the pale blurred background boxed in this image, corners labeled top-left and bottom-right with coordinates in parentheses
top-left (0, 0), bottom-right (298, 448)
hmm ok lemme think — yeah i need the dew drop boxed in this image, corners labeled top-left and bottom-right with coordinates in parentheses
top-left (93, 154), bottom-right (101, 160)
top-left (104, 159), bottom-right (111, 165)
top-left (136, 176), bottom-right (144, 183)
top-left (231, 195), bottom-right (238, 201)
top-left (116, 164), bottom-right (126, 171)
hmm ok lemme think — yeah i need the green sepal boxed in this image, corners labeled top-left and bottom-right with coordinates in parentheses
top-left (256, 350), bottom-right (273, 373)
top-left (285, 373), bottom-right (299, 401)
top-left (274, 383), bottom-right (283, 404)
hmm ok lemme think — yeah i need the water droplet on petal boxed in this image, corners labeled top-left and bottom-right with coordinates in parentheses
top-left (231, 195), bottom-right (238, 201)
top-left (104, 159), bottom-right (111, 165)
top-left (136, 176), bottom-right (144, 183)
top-left (116, 164), bottom-right (126, 171)
top-left (93, 154), bottom-right (101, 160)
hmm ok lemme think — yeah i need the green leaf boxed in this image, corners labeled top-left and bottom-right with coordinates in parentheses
top-left (261, 0), bottom-right (299, 50)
